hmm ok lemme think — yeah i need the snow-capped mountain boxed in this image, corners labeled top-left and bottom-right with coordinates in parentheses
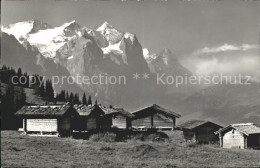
top-left (2, 19), bottom-right (52, 42)
top-left (1, 20), bottom-right (193, 108)
top-left (2, 20), bottom-right (84, 58)
top-left (144, 48), bottom-right (191, 75)
top-left (1, 32), bottom-right (83, 94)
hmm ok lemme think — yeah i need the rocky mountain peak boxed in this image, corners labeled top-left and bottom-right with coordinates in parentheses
top-left (62, 20), bottom-right (83, 36)
top-left (161, 48), bottom-right (172, 55)
top-left (159, 48), bottom-right (178, 62)
top-left (97, 21), bottom-right (114, 31)
top-left (29, 19), bottom-right (53, 34)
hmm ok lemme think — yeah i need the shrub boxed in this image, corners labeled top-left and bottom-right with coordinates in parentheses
top-left (129, 133), bottom-right (144, 142)
top-left (186, 142), bottom-right (198, 148)
top-left (89, 132), bottom-right (117, 142)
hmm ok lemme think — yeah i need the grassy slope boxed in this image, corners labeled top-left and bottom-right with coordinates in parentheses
top-left (1, 130), bottom-right (260, 167)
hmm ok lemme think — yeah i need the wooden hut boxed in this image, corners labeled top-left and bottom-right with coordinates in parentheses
top-left (102, 107), bottom-right (134, 129)
top-left (177, 120), bottom-right (222, 144)
top-left (215, 123), bottom-right (260, 149)
top-left (15, 104), bottom-right (79, 136)
top-left (131, 104), bottom-right (181, 131)
top-left (73, 104), bottom-right (105, 131)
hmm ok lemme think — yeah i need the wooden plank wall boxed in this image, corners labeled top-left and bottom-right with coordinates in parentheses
top-left (112, 115), bottom-right (127, 129)
top-left (183, 130), bottom-right (196, 142)
top-left (195, 125), bottom-right (219, 143)
top-left (223, 129), bottom-right (244, 149)
top-left (153, 113), bottom-right (172, 128)
top-left (59, 117), bottom-right (71, 132)
top-left (86, 116), bottom-right (97, 130)
top-left (132, 116), bottom-right (152, 128)
top-left (27, 119), bottom-right (58, 132)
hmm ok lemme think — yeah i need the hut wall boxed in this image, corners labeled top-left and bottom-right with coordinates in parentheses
top-left (112, 115), bottom-right (127, 129)
top-left (58, 117), bottom-right (71, 135)
top-left (101, 116), bottom-right (112, 128)
top-left (27, 119), bottom-right (58, 132)
top-left (223, 129), bottom-right (245, 149)
top-left (74, 117), bottom-right (87, 131)
top-left (194, 125), bottom-right (220, 143)
top-left (183, 130), bottom-right (196, 142)
top-left (153, 113), bottom-right (173, 129)
top-left (132, 116), bottom-right (152, 129)
top-left (86, 116), bottom-right (97, 130)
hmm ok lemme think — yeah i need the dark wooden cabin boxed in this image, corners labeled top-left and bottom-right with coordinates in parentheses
top-left (73, 104), bottom-right (105, 131)
top-left (177, 120), bottom-right (222, 144)
top-left (15, 104), bottom-right (79, 136)
top-left (215, 123), bottom-right (260, 149)
top-left (102, 107), bottom-right (134, 129)
top-left (131, 104), bottom-right (181, 131)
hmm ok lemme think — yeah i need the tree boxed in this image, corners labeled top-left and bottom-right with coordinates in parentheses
top-left (32, 74), bottom-right (40, 95)
top-left (39, 76), bottom-right (45, 97)
top-left (16, 67), bottom-right (22, 86)
top-left (1, 84), bottom-right (26, 130)
top-left (1, 85), bottom-right (15, 129)
top-left (66, 91), bottom-right (69, 101)
top-left (56, 90), bottom-right (66, 102)
top-left (73, 93), bottom-right (80, 104)
top-left (17, 87), bottom-right (26, 108)
top-left (45, 79), bottom-right (54, 101)
top-left (95, 99), bottom-right (98, 105)
top-left (82, 93), bottom-right (87, 105)
top-left (87, 95), bottom-right (92, 105)
top-left (69, 92), bottom-right (74, 103)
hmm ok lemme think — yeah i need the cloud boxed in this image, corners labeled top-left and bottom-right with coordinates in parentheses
top-left (195, 56), bottom-right (259, 77)
top-left (181, 44), bottom-right (259, 78)
top-left (194, 44), bottom-right (259, 55)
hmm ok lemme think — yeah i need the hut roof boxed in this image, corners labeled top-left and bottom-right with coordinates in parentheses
top-left (15, 103), bottom-right (73, 117)
top-left (215, 123), bottom-right (260, 136)
top-left (102, 107), bottom-right (134, 118)
top-left (132, 104), bottom-right (181, 118)
top-left (100, 106), bottom-right (119, 114)
top-left (73, 104), bottom-right (104, 116)
top-left (177, 120), bottom-right (222, 130)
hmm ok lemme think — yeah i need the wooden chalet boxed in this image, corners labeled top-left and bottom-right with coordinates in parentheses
top-left (131, 104), bottom-right (181, 131)
top-left (73, 104), bottom-right (105, 131)
top-left (15, 104), bottom-right (79, 136)
top-left (215, 123), bottom-right (260, 149)
top-left (102, 107), bottom-right (134, 129)
top-left (177, 120), bottom-right (222, 144)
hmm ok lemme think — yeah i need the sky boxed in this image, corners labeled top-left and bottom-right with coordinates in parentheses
top-left (1, 0), bottom-right (260, 77)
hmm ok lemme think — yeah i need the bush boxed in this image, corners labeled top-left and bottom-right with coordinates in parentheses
top-left (186, 142), bottom-right (198, 148)
top-left (129, 133), bottom-right (144, 142)
top-left (89, 132), bottom-right (117, 142)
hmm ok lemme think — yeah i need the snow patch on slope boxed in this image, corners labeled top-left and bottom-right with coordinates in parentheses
top-left (102, 41), bottom-right (123, 55)
top-left (2, 21), bottom-right (34, 42)
top-left (67, 55), bottom-right (74, 60)
top-left (3, 20), bottom-right (85, 58)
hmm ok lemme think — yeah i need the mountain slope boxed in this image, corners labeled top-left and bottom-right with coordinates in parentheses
top-left (1, 32), bottom-right (83, 94)
top-left (174, 81), bottom-right (260, 125)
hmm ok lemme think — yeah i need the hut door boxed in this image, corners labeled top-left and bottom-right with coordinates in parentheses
top-left (247, 134), bottom-right (259, 149)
